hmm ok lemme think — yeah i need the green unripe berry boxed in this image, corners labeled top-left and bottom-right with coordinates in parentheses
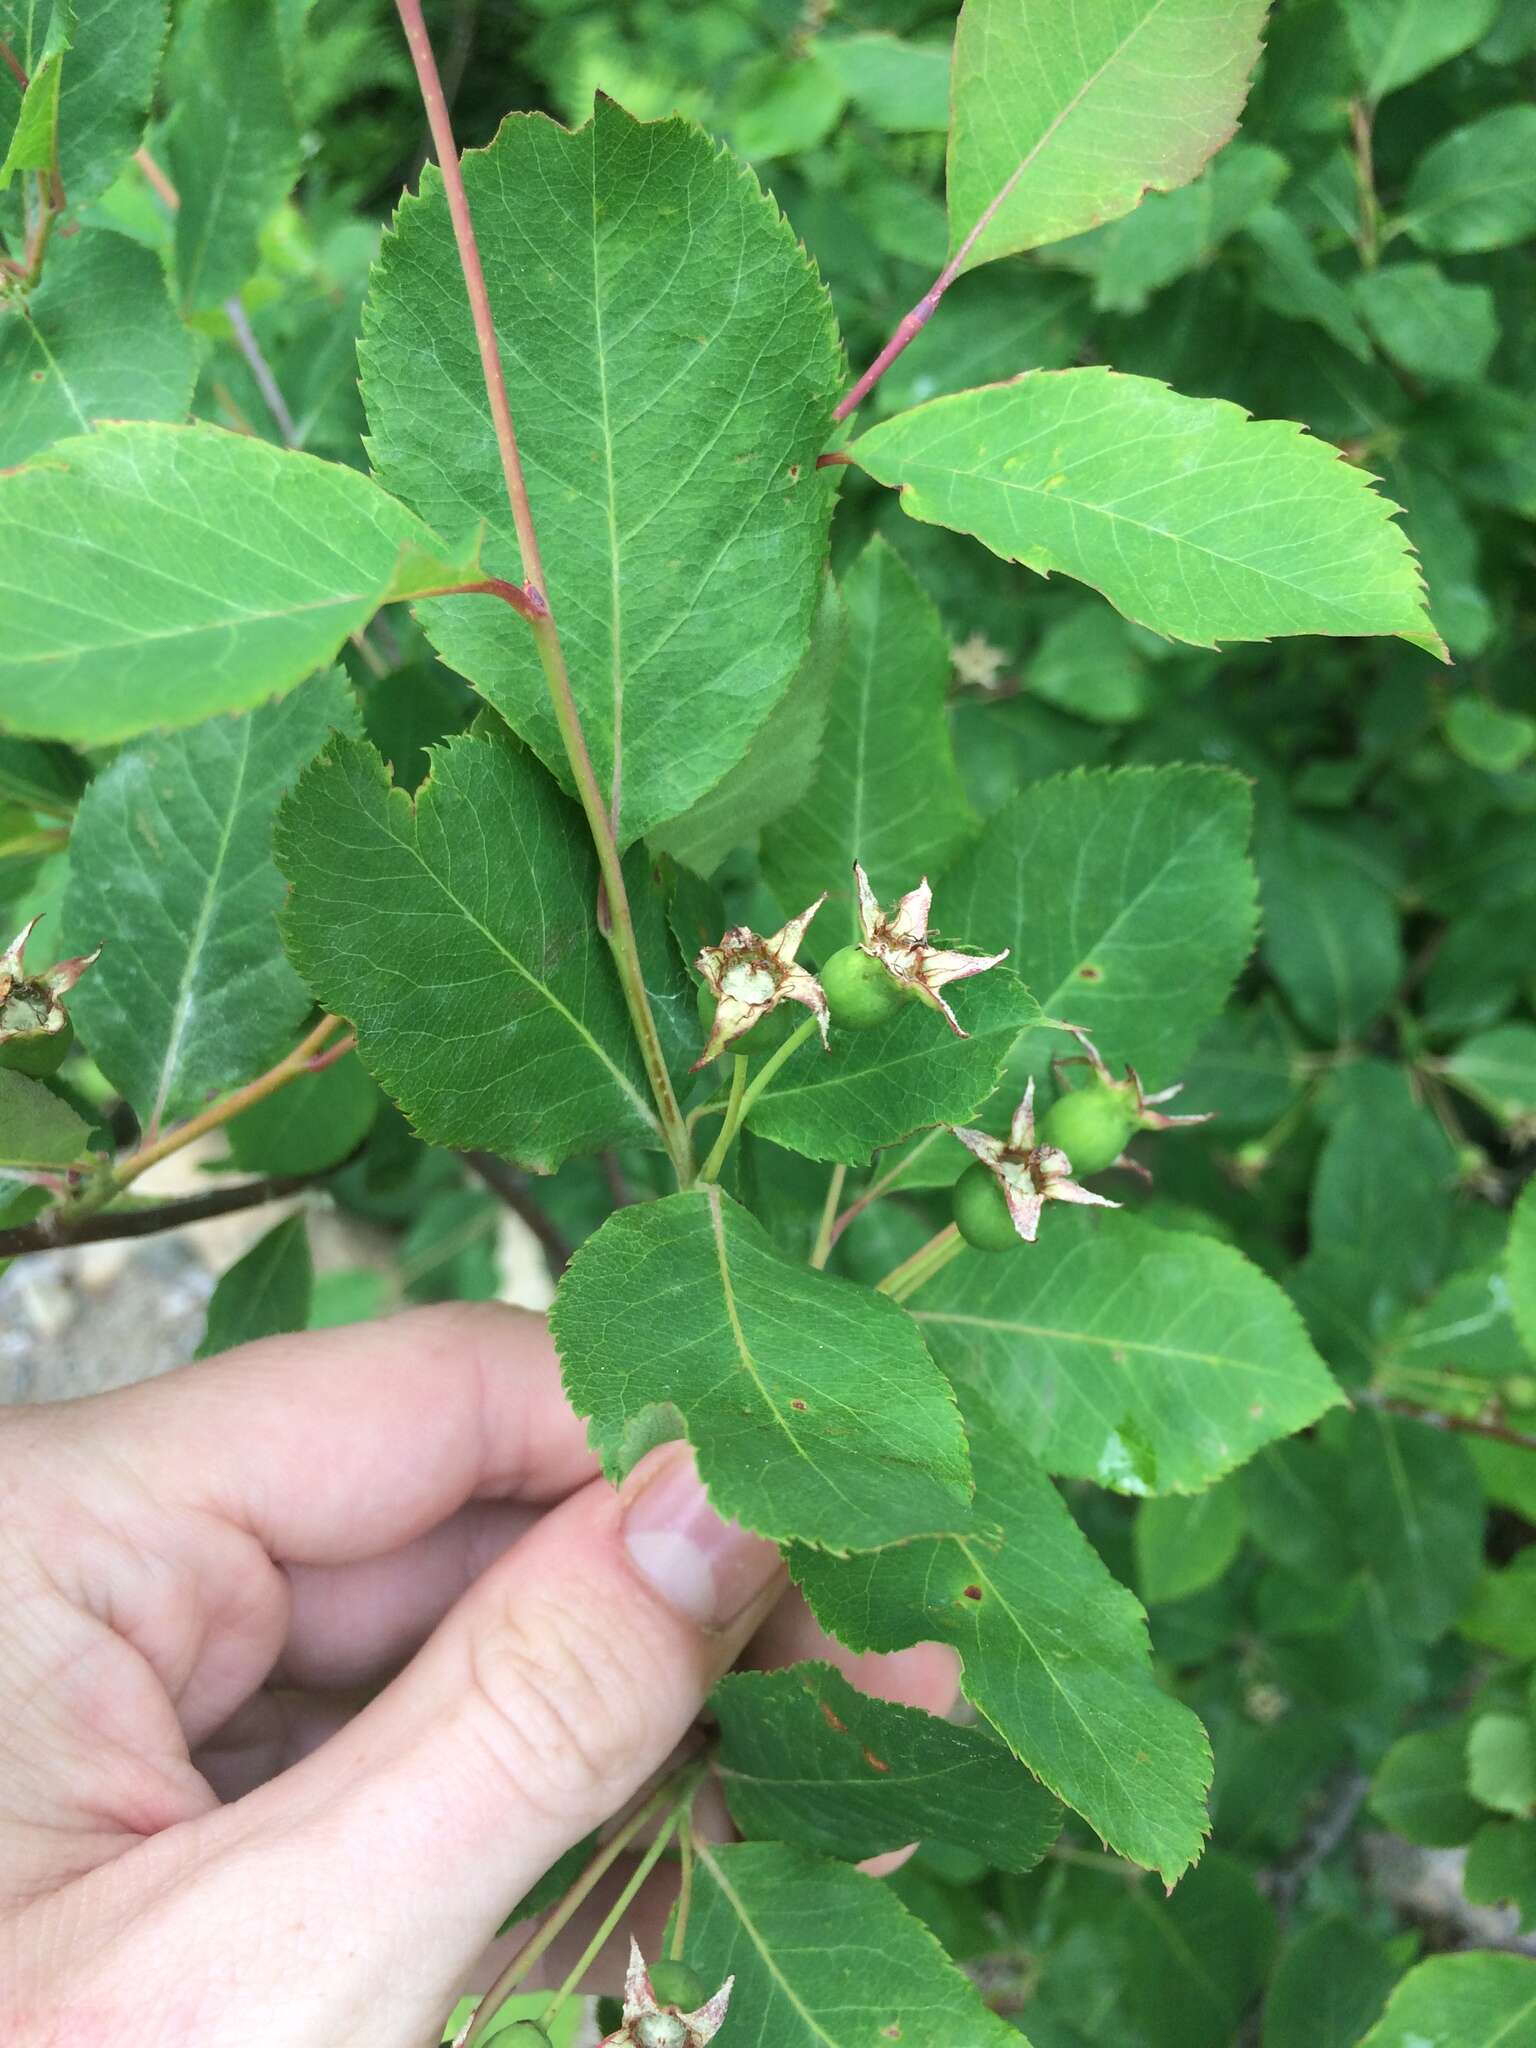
top-left (953, 1161), bottom-right (1022, 1252)
top-left (647, 1959), bottom-right (709, 2009)
top-left (820, 944), bottom-right (910, 1030)
top-left (482, 2022), bottom-right (553, 2047)
top-left (1038, 1083), bottom-right (1135, 1177)
top-left (695, 977), bottom-right (797, 1056)
top-left (0, 1014), bottom-right (72, 1078)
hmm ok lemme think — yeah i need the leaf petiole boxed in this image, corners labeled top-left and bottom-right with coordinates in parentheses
top-left (696, 1018), bottom-right (820, 1184)
top-left (875, 1222), bottom-right (964, 1304)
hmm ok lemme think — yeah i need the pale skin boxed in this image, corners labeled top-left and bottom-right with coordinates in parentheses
top-left (0, 1304), bottom-right (956, 2047)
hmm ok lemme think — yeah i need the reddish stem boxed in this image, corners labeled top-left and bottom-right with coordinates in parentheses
top-left (305, 1031), bottom-right (358, 1074)
top-left (832, 152), bottom-right (1043, 424)
top-left (391, 0), bottom-right (692, 1182)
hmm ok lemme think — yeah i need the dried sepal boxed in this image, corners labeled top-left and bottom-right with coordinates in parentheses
top-left (693, 895), bottom-right (829, 1069)
top-left (952, 1079), bottom-right (1121, 1244)
top-left (0, 915), bottom-right (100, 1051)
top-left (852, 862), bottom-right (1008, 1037)
top-left (1054, 1023), bottom-right (1215, 1139)
top-left (598, 1938), bottom-right (734, 2048)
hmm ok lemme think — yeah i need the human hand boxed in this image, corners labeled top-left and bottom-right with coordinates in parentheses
top-left (0, 1304), bottom-right (955, 2048)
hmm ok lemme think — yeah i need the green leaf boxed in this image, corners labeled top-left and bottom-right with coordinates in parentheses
top-left (853, 369), bottom-right (1445, 658)
top-left (1400, 106), bottom-right (1536, 255)
top-left (1469, 1713), bottom-right (1536, 1819)
top-left (1245, 206), bottom-right (1374, 362)
top-left (1357, 1953), bottom-right (1536, 2048)
top-left (0, 1182), bottom-right (50, 1282)
top-left (1461, 1553), bottom-right (1536, 1659)
top-left (0, 737), bottom-right (86, 816)
top-left (224, 1051), bottom-right (378, 1176)
top-left (650, 579), bottom-right (841, 879)
top-left (0, 228), bottom-right (196, 468)
top-left (942, 765), bottom-right (1257, 1085)
top-left (1445, 1024), bottom-right (1536, 1127)
top-left (683, 1840), bottom-right (1021, 2048)
top-left (0, 1066), bottom-right (91, 1167)
top-left (360, 97), bottom-right (842, 849)
top-left (1345, 1409), bottom-right (1484, 1642)
top-left (743, 968), bottom-right (1040, 1167)
top-left (550, 1185), bottom-right (974, 1551)
top-left (1024, 603), bottom-right (1148, 723)
top-left (1047, 141), bottom-right (1288, 316)
top-left (166, 0), bottom-right (299, 311)
top-left (729, 51), bottom-right (846, 159)
top-left (1466, 1819), bottom-right (1536, 1927)
top-left (276, 730), bottom-right (666, 1172)
top-left (1102, 1852), bottom-right (1276, 2048)
top-left (0, 423), bottom-right (477, 745)
top-left (1378, 456), bottom-right (1490, 659)
top-left (816, 33), bottom-right (950, 133)
top-left (1352, 262), bottom-right (1500, 385)
top-left (0, 45), bottom-right (60, 187)
top-left (762, 537), bottom-right (974, 931)
top-left (1510, 1179), bottom-right (1536, 1360)
top-left (1240, 1436), bottom-right (1352, 1585)
top-left (0, 0), bottom-right (167, 205)
top-left (1135, 1477), bottom-right (1246, 1605)
top-left (1308, 1063), bottom-right (1456, 1312)
top-left (195, 1212), bottom-right (313, 1359)
top-left (1444, 696), bottom-right (1536, 774)
top-left (946, 0), bottom-right (1269, 272)
top-left (914, 1214), bottom-right (1341, 1495)
top-left (1344, 0), bottom-right (1501, 101)
top-left (793, 1388), bottom-right (1213, 1881)
top-left (1261, 1916), bottom-right (1400, 2048)
top-left (62, 671), bottom-right (357, 1128)
top-left (1257, 815), bottom-right (1404, 1044)
top-left (712, 1660), bottom-right (1062, 1869)
top-left (1368, 1725), bottom-right (1483, 1847)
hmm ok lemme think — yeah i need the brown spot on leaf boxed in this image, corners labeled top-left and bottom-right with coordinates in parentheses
top-left (862, 1747), bottom-right (891, 1773)
top-left (962, 1584), bottom-right (983, 1601)
top-left (1078, 964), bottom-right (1102, 981)
top-left (881, 2026), bottom-right (902, 2039)
top-left (791, 1398), bottom-right (808, 1412)
top-left (787, 463), bottom-right (800, 481)
top-left (819, 1701), bottom-right (849, 1735)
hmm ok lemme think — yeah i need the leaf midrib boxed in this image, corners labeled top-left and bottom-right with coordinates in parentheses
top-left (694, 1843), bottom-right (843, 2048)
top-left (959, 0), bottom-right (1173, 260)
top-left (146, 717), bottom-right (255, 1134)
top-left (911, 1307), bottom-right (1311, 1388)
top-left (393, 799), bottom-right (660, 1139)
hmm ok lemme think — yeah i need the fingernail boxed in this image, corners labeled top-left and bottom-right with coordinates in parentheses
top-left (621, 1442), bottom-right (783, 1631)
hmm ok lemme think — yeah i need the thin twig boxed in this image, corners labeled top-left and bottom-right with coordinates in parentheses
top-left (832, 159), bottom-right (1046, 423)
top-left (698, 1055), bottom-right (749, 1183)
top-left (830, 1127), bottom-right (946, 1248)
top-left (0, 1174), bottom-right (316, 1258)
top-left (462, 1152), bottom-right (572, 1276)
top-left (134, 145), bottom-right (180, 210)
top-left (809, 1163), bottom-right (846, 1269)
top-left (875, 1222), bottom-right (964, 1303)
top-left (391, 0), bottom-right (691, 1184)
top-left (1365, 1391), bottom-right (1536, 1454)
top-left (1349, 99), bottom-right (1380, 269)
top-left (453, 1771), bottom-right (689, 2046)
top-left (118, 1016), bottom-right (345, 1190)
top-left (225, 295), bottom-right (301, 445)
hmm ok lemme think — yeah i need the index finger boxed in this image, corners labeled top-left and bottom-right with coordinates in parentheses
top-left (54, 1300), bottom-right (599, 1566)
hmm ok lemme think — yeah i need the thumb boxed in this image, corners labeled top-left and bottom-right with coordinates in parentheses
top-left (113, 1445), bottom-right (783, 2048)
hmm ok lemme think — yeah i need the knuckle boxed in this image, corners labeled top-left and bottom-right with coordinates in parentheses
top-left (463, 1584), bottom-right (662, 1824)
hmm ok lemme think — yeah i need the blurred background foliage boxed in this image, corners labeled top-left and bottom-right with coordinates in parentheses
top-left (6, 0), bottom-right (1536, 2039)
